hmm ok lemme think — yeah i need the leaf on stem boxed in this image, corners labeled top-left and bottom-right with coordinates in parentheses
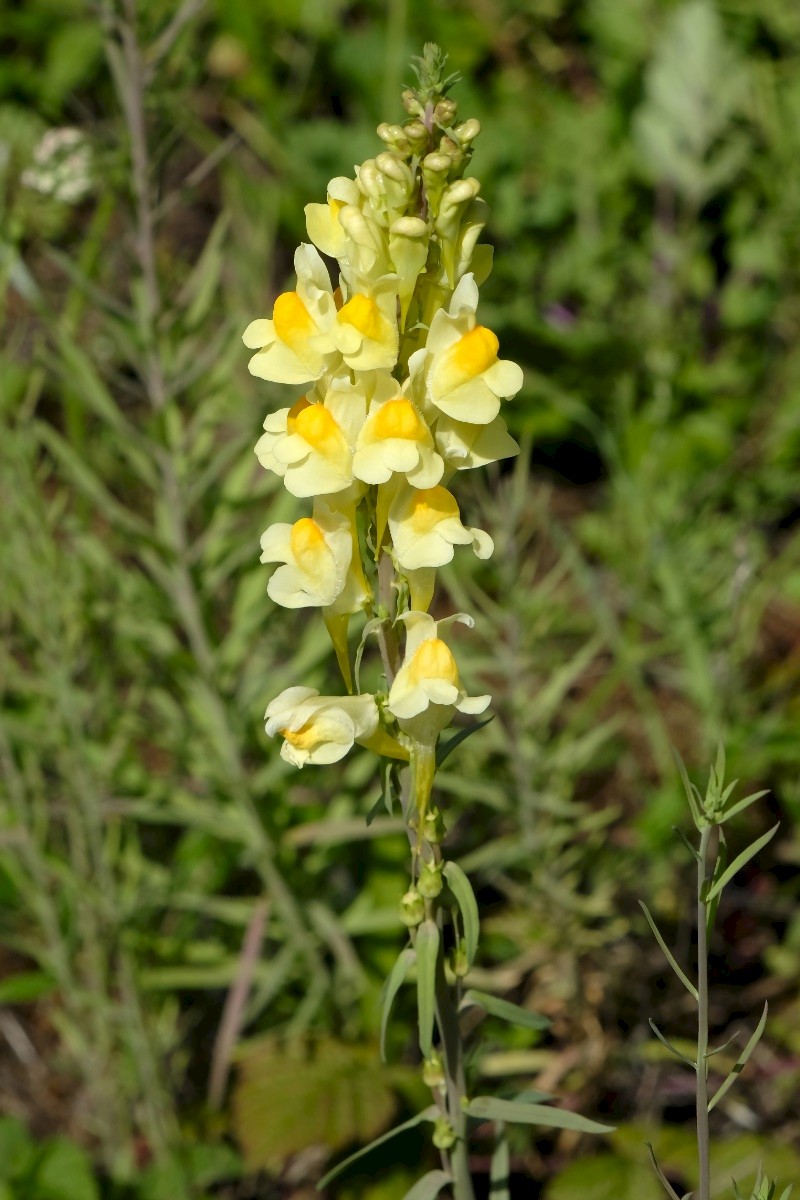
top-left (465, 1096), bottom-right (614, 1134)
top-left (380, 946), bottom-right (415, 1061)
top-left (443, 861), bottom-right (479, 967)
top-left (316, 1106), bottom-right (439, 1190)
top-left (707, 1002), bottom-right (768, 1112)
top-left (706, 829), bottom-right (728, 939)
top-left (671, 746), bottom-right (705, 829)
top-left (647, 1019), bottom-right (696, 1069)
top-left (436, 716), bottom-right (493, 768)
top-left (721, 789), bottom-right (770, 824)
top-left (704, 826), bottom-right (779, 903)
top-left (402, 1170), bottom-right (453, 1200)
top-left (415, 921), bottom-right (439, 1058)
top-left (645, 1142), bottom-right (682, 1200)
top-left (489, 1123), bottom-right (510, 1200)
top-left (638, 902), bottom-right (698, 1001)
top-left (460, 989), bottom-right (550, 1033)
top-left (673, 826), bottom-right (702, 863)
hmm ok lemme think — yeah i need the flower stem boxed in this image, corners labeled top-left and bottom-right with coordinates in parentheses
top-left (696, 824), bottom-right (715, 1200)
top-left (435, 958), bottom-right (475, 1200)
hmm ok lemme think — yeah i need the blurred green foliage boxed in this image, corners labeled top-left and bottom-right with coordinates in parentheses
top-left (2, 0), bottom-right (800, 1195)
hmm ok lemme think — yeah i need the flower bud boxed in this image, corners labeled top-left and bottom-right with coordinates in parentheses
top-left (454, 118), bottom-right (481, 145)
top-left (399, 888), bottom-right (425, 927)
top-left (434, 98), bottom-right (458, 127)
top-left (418, 860), bottom-right (443, 899)
top-left (422, 1050), bottom-right (445, 1090)
top-left (435, 177), bottom-right (481, 284)
top-left (404, 120), bottom-right (430, 155)
top-left (422, 806), bottom-right (446, 844)
top-left (432, 1117), bottom-right (456, 1151)
top-left (376, 123), bottom-right (410, 155)
top-left (451, 938), bottom-right (469, 978)
top-left (422, 152), bottom-right (452, 217)
top-left (402, 88), bottom-right (425, 117)
top-left (389, 216), bottom-right (430, 327)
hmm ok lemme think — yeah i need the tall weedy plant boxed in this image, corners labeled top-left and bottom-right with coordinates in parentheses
top-left (243, 44), bottom-right (611, 1200)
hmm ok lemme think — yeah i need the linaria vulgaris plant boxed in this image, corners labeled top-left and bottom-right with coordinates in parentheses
top-left (243, 43), bottom-right (611, 1200)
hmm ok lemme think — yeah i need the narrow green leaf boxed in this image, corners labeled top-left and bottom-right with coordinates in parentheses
top-left (402, 1170), bottom-right (452, 1200)
top-left (645, 1142), bottom-right (681, 1200)
top-left (648, 1019), bottom-right (696, 1069)
top-left (489, 1124), bottom-right (510, 1200)
top-left (465, 1096), bottom-right (614, 1134)
top-left (672, 747), bottom-right (704, 828)
top-left (415, 921), bottom-right (439, 1058)
top-left (721, 789), bottom-right (769, 824)
top-left (778, 1185), bottom-right (794, 1200)
top-left (705, 826), bottom-right (779, 902)
top-left (708, 1002), bottom-right (768, 1112)
top-left (380, 946), bottom-right (415, 1061)
top-left (436, 716), bottom-right (493, 767)
top-left (638, 902), bottom-right (698, 1000)
top-left (673, 826), bottom-right (701, 863)
top-left (460, 989), bottom-right (550, 1032)
top-left (443, 861), bottom-right (479, 967)
top-left (316, 1107), bottom-right (438, 1190)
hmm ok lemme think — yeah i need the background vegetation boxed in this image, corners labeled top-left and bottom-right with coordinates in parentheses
top-left (1, 0), bottom-right (800, 1196)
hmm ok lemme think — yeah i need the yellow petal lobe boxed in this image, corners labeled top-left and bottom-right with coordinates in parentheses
top-left (450, 325), bottom-right (499, 382)
top-left (280, 722), bottom-right (318, 749)
top-left (273, 291), bottom-right (317, 348)
top-left (286, 395), bottom-right (312, 433)
top-left (373, 398), bottom-right (425, 441)
top-left (290, 518), bottom-right (328, 570)
top-left (408, 486), bottom-right (459, 533)
top-left (337, 293), bottom-right (384, 341)
top-left (294, 403), bottom-right (346, 455)
top-left (408, 638), bottom-right (459, 687)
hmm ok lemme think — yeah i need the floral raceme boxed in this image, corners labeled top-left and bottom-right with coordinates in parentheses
top-left (244, 81), bottom-right (522, 769)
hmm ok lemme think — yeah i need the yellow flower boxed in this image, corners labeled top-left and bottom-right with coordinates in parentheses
top-left (434, 413), bottom-right (519, 472)
top-left (265, 687), bottom-right (379, 767)
top-left (410, 273), bottom-right (522, 424)
top-left (333, 278), bottom-right (399, 371)
top-left (254, 375), bottom-right (367, 498)
top-left (387, 612), bottom-right (490, 741)
top-left (259, 502), bottom-right (361, 610)
top-left (242, 245), bottom-right (337, 385)
top-left (304, 176), bottom-right (361, 259)
top-left (353, 387), bottom-right (443, 489)
top-left (387, 483), bottom-right (493, 571)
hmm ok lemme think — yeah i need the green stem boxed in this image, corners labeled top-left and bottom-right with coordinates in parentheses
top-left (696, 824), bottom-right (716, 1200)
top-left (434, 959), bottom-right (475, 1200)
